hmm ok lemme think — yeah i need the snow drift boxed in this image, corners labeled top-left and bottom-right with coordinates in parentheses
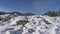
top-left (0, 14), bottom-right (60, 34)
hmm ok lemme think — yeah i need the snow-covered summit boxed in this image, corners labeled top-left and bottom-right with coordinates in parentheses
top-left (0, 14), bottom-right (60, 34)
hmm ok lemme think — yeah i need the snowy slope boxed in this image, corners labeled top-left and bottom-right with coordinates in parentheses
top-left (0, 14), bottom-right (60, 34)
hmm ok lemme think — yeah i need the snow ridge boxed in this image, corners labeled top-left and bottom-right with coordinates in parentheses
top-left (0, 15), bottom-right (60, 34)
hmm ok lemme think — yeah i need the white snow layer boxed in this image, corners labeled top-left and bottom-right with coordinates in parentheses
top-left (0, 15), bottom-right (60, 34)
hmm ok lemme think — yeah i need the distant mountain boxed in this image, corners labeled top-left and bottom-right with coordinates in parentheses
top-left (10, 12), bottom-right (24, 16)
top-left (0, 12), bottom-right (7, 15)
top-left (23, 13), bottom-right (36, 16)
top-left (0, 12), bottom-right (36, 16)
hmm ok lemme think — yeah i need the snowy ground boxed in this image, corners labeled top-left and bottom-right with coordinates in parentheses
top-left (0, 14), bottom-right (60, 34)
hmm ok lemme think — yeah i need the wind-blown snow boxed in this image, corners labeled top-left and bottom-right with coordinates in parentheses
top-left (0, 14), bottom-right (60, 34)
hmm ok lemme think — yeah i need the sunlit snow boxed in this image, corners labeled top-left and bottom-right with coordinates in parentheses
top-left (0, 14), bottom-right (60, 34)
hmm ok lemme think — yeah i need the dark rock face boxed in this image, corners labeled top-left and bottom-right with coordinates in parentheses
top-left (28, 29), bottom-right (35, 33)
top-left (16, 20), bottom-right (29, 25)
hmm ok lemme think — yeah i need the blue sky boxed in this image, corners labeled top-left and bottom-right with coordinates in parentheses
top-left (0, 0), bottom-right (60, 14)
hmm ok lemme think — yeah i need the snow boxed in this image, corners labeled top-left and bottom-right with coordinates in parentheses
top-left (0, 14), bottom-right (60, 34)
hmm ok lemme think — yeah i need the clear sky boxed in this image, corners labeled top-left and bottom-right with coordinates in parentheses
top-left (0, 0), bottom-right (60, 14)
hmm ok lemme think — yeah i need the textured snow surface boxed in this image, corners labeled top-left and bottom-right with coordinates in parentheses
top-left (0, 15), bottom-right (60, 34)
